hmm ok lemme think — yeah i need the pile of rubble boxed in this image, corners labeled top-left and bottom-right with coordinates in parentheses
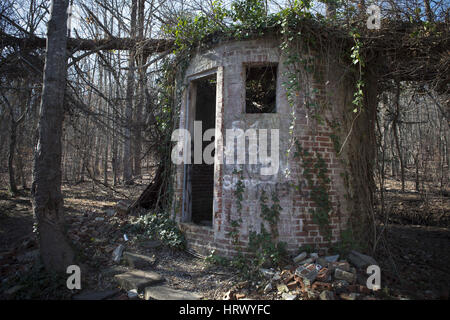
top-left (257, 250), bottom-right (379, 300)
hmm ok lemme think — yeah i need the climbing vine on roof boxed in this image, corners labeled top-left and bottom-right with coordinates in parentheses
top-left (162, 0), bottom-right (448, 91)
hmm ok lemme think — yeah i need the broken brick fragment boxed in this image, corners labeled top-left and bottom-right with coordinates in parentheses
top-left (316, 267), bottom-right (331, 282)
top-left (294, 275), bottom-right (307, 292)
top-left (319, 290), bottom-right (335, 300)
top-left (312, 281), bottom-right (332, 291)
top-left (235, 293), bottom-right (246, 299)
top-left (295, 263), bottom-right (318, 287)
top-left (348, 284), bottom-right (371, 294)
top-left (283, 274), bottom-right (295, 284)
top-left (287, 281), bottom-right (298, 291)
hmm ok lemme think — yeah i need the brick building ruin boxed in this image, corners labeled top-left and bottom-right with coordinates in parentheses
top-left (172, 35), bottom-right (377, 257)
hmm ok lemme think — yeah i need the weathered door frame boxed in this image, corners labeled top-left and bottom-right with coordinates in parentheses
top-left (181, 67), bottom-right (222, 224)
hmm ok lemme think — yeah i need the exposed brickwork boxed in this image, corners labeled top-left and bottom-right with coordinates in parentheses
top-left (172, 38), bottom-right (361, 257)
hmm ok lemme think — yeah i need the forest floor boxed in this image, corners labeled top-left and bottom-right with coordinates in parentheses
top-left (373, 178), bottom-right (450, 299)
top-left (0, 174), bottom-right (448, 300)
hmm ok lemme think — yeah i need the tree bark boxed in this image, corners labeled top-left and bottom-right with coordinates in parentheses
top-left (1, 90), bottom-right (27, 195)
top-left (133, 0), bottom-right (146, 178)
top-left (31, 0), bottom-right (75, 273)
top-left (393, 81), bottom-right (405, 192)
top-left (123, 0), bottom-right (137, 185)
top-left (423, 0), bottom-right (434, 22)
top-left (8, 116), bottom-right (18, 194)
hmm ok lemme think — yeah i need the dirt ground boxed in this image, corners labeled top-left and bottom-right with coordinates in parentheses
top-left (0, 177), bottom-right (239, 300)
top-left (0, 174), bottom-right (448, 300)
top-left (373, 177), bottom-right (450, 299)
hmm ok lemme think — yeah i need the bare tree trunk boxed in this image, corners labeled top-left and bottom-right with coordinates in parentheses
top-left (94, 55), bottom-right (103, 179)
top-left (112, 24), bottom-right (121, 186)
top-left (79, 151), bottom-right (88, 183)
top-left (133, 79), bottom-right (143, 178)
top-left (439, 120), bottom-right (445, 191)
top-left (103, 7), bottom-right (110, 186)
top-left (94, 135), bottom-right (101, 177)
top-left (31, 0), bottom-right (75, 273)
top-left (104, 72), bottom-right (110, 186)
top-left (123, 0), bottom-right (137, 185)
top-left (414, 152), bottom-right (420, 191)
top-left (112, 92), bottom-right (119, 186)
top-left (133, 0), bottom-right (145, 178)
top-left (393, 82), bottom-right (405, 192)
top-left (14, 107), bottom-right (29, 190)
top-left (113, 141), bottom-right (118, 185)
top-left (1, 90), bottom-right (27, 195)
top-left (8, 116), bottom-right (18, 194)
top-left (424, 0), bottom-right (434, 22)
top-left (389, 126), bottom-right (396, 176)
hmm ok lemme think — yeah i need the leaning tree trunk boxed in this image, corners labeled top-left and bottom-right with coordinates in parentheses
top-left (31, 0), bottom-right (75, 273)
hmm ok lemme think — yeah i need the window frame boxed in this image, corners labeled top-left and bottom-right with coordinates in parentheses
top-left (243, 62), bottom-right (278, 114)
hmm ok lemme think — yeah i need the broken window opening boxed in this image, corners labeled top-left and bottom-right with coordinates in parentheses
top-left (245, 64), bottom-right (277, 113)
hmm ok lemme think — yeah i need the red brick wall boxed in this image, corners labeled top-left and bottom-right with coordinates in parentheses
top-left (173, 39), bottom-right (354, 258)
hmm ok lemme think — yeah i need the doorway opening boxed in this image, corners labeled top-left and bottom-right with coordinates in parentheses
top-left (186, 74), bottom-right (217, 227)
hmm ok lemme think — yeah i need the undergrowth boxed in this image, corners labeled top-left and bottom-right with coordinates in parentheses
top-left (0, 262), bottom-right (71, 300)
top-left (126, 211), bottom-right (185, 249)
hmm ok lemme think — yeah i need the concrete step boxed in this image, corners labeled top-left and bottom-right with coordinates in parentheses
top-left (114, 270), bottom-right (165, 293)
top-left (123, 251), bottom-right (157, 269)
top-left (144, 285), bottom-right (202, 300)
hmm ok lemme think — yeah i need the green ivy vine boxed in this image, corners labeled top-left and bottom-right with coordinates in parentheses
top-left (294, 141), bottom-right (333, 242)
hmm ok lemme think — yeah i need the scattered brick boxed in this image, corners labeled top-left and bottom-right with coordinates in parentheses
top-left (335, 268), bottom-right (356, 283)
top-left (312, 281), bottom-right (332, 291)
top-left (287, 281), bottom-right (298, 291)
top-left (340, 292), bottom-right (358, 300)
top-left (348, 284), bottom-right (371, 295)
top-left (332, 280), bottom-right (350, 294)
top-left (295, 264), bottom-right (318, 287)
top-left (319, 290), bottom-right (335, 300)
top-left (277, 283), bottom-right (289, 293)
top-left (316, 267), bottom-right (331, 282)
top-left (235, 293), bottom-right (246, 299)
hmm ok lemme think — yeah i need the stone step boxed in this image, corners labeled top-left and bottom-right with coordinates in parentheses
top-left (102, 265), bottom-right (129, 277)
top-left (140, 240), bottom-right (162, 249)
top-left (114, 270), bottom-right (165, 293)
top-left (144, 285), bottom-right (202, 300)
top-left (123, 251), bottom-right (156, 269)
